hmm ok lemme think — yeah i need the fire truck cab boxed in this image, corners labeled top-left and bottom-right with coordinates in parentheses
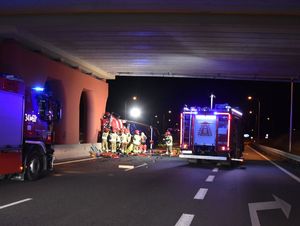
top-left (179, 104), bottom-right (244, 164)
top-left (0, 74), bottom-right (61, 181)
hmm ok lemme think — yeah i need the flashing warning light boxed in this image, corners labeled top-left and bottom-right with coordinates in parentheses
top-left (196, 115), bottom-right (216, 120)
top-left (214, 112), bottom-right (230, 116)
top-left (32, 87), bottom-right (44, 92)
top-left (183, 111), bottom-right (198, 115)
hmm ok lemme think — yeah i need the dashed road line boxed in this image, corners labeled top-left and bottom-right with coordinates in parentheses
top-left (205, 175), bottom-right (215, 182)
top-left (0, 198), bottom-right (32, 210)
top-left (175, 213), bottom-right (194, 226)
top-left (212, 167), bottom-right (219, 172)
top-left (250, 147), bottom-right (300, 183)
top-left (194, 188), bottom-right (208, 200)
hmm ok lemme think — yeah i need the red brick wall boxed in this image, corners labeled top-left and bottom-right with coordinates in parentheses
top-left (0, 40), bottom-right (108, 144)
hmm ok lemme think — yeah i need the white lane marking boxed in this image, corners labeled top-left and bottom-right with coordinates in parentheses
top-left (205, 175), bottom-right (215, 182)
top-left (212, 167), bottom-right (219, 172)
top-left (0, 198), bottom-right (32, 210)
top-left (54, 158), bottom-right (95, 166)
top-left (118, 165), bottom-right (134, 169)
top-left (175, 213), bottom-right (194, 226)
top-left (248, 195), bottom-right (291, 226)
top-left (125, 163), bottom-right (148, 171)
top-left (194, 188), bottom-right (208, 200)
top-left (250, 147), bottom-right (300, 183)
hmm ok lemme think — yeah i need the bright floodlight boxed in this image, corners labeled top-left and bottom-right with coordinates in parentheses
top-left (129, 107), bottom-right (141, 118)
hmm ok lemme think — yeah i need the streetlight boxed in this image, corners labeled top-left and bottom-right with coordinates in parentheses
top-left (248, 96), bottom-right (261, 143)
top-left (124, 96), bottom-right (138, 119)
top-left (129, 106), bottom-right (141, 119)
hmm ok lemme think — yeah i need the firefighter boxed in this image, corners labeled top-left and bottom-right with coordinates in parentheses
top-left (164, 131), bottom-right (173, 155)
top-left (132, 130), bottom-right (141, 153)
top-left (140, 132), bottom-right (147, 153)
top-left (109, 128), bottom-right (118, 153)
top-left (116, 129), bottom-right (122, 153)
top-left (101, 127), bottom-right (110, 152)
top-left (120, 129), bottom-right (128, 154)
top-left (125, 128), bottom-right (132, 153)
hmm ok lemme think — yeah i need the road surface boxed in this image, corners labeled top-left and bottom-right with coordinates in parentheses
top-left (1, 146), bottom-right (299, 226)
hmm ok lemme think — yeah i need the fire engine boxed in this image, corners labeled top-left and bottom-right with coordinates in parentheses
top-left (100, 112), bottom-right (124, 132)
top-left (99, 112), bottom-right (158, 150)
top-left (179, 104), bottom-right (244, 164)
top-left (0, 74), bottom-right (61, 180)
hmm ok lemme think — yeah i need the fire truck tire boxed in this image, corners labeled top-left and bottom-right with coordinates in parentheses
top-left (25, 151), bottom-right (43, 181)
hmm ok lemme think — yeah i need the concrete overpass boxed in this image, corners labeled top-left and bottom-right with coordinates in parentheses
top-left (0, 0), bottom-right (300, 82)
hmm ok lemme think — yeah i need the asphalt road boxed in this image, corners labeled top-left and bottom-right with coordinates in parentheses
top-left (1, 146), bottom-right (300, 226)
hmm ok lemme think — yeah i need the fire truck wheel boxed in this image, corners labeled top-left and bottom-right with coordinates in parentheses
top-left (25, 151), bottom-right (43, 181)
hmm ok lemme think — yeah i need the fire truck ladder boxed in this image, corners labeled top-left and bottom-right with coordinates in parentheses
top-left (182, 113), bottom-right (193, 148)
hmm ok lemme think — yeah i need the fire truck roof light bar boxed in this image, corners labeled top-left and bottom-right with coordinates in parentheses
top-left (32, 87), bottom-right (44, 92)
top-left (183, 111), bottom-right (198, 115)
top-left (214, 112), bottom-right (230, 115)
top-left (179, 154), bottom-right (227, 161)
top-left (195, 115), bottom-right (216, 120)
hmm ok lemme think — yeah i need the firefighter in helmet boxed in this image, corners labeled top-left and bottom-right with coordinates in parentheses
top-left (164, 131), bottom-right (173, 155)
top-left (125, 128), bottom-right (132, 153)
top-left (109, 128), bottom-right (118, 153)
top-left (120, 128), bottom-right (128, 154)
top-left (132, 129), bottom-right (141, 153)
top-left (101, 127), bottom-right (110, 152)
top-left (140, 132), bottom-right (147, 153)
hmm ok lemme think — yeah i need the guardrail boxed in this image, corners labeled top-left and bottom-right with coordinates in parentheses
top-left (53, 143), bottom-right (101, 162)
top-left (255, 144), bottom-right (300, 163)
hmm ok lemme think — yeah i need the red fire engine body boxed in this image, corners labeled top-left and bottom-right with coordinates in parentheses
top-left (0, 74), bottom-right (61, 180)
top-left (99, 112), bottom-right (157, 149)
top-left (100, 112), bottom-right (124, 132)
top-left (179, 104), bottom-right (244, 163)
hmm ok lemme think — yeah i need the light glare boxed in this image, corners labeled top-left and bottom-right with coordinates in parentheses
top-left (130, 107), bottom-right (141, 118)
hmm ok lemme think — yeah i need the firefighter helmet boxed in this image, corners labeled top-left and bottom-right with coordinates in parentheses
top-left (103, 112), bottom-right (111, 118)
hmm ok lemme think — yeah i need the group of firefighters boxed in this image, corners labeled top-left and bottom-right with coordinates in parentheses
top-left (100, 127), bottom-right (173, 155)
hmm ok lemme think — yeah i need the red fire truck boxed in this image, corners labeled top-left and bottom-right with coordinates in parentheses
top-left (179, 104), bottom-right (244, 164)
top-left (100, 112), bottom-right (124, 132)
top-left (0, 74), bottom-right (61, 180)
top-left (99, 112), bottom-right (158, 150)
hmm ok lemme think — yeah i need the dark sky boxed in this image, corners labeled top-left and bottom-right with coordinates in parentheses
top-left (106, 76), bottom-right (299, 137)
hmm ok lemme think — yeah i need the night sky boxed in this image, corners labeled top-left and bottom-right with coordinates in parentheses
top-left (106, 76), bottom-right (299, 138)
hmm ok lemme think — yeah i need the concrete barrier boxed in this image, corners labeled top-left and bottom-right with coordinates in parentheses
top-left (257, 144), bottom-right (300, 163)
top-left (53, 143), bottom-right (101, 162)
